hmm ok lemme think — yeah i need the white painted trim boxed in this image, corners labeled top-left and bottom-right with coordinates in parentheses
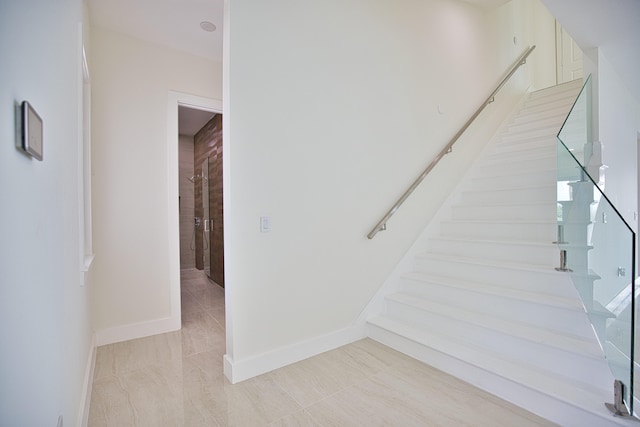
top-left (167, 91), bottom-right (222, 339)
top-left (77, 22), bottom-right (93, 285)
top-left (95, 316), bottom-right (180, 346)
top-left (223, 324), bottom-right (366, 384)
top-left (222, 0), bottom-right (235, 380)
top-left (76, 334), bottom-right (96, 427)
top-left (77, 22), bottom-right (85, 275)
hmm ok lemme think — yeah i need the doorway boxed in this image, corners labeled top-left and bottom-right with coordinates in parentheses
top-left (177, 106), bottom-right (216, 271)
top-left (555, 22), bottom-right (584, 84)
top-left (167, 91), bottom-right (222, 325)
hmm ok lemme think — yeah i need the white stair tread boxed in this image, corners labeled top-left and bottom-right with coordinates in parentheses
top-left (402, 271), bottom-right (581, 310)
top-left (528, 80), bottom-right (583, 98)
top-left (462, 183), bottom-right (555, 194)
top-left (441, 218), bottom-right (557, 225)
top-left (498, 127), bottom-right (558, 141)
top-left (480, 154), bottom-right (556, 168)
top-left (385, 291), bottom-right (600, 358)
top-left (428, 235), bottom-right (556, 249)
top-left (522, 91), bottom-right (579, 108)
top-left (367, 316), bottom-right (609, 411)
top-left (490, 142), bottom-right (556, 156)
top-left (484, 150), bottom-right (556, 165)
top-left (415, 251), bottom-right (560, 273)
top-left (470, 166), bottom-right (558, 180)
top-left (506, 116), bottom-right (567, 133)
top-left (491, 140), bottom-right (557, 154)
top-left (452, 200), bottom-right (556, 208)
top-left (482, 148), bottom-right (556, 162)
top-left (511, 105), bottom-right (575, 123)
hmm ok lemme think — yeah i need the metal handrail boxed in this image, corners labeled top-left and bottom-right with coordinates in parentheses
top-left (367, 45), bottom-right (536, 239)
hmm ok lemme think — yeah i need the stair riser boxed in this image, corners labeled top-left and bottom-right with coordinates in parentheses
top-left (479, 153), bottom-right (555, 171)
top-left (439, 221), bottom-right (556, 242)
top-left (425, 239), bottom-right (557, 266)
top-left (491, 139), bottom-right (557, 156)
top-left (484, 147), bottom-right (556, 165)
top-left (398, 280), bottom-right (594, 338)
top-left (495, 134), bottom-right (558, 151)
top-left (506, 116), bottom-right (567, 135)
top-left (461, 186), bottom-right (555, 204)
top-left (511, 105), bottom-right (573, 125)
top-left (527, 81), bottom-right (583, 101)
top-left (385, 301), bottom-right (608, 383)
top-left (516, 102), bottom-right (574, 121)
top-left (468, 171), bottom-right (557, 190)
top-left (499, 126), bottom-right (558, 144)
top-left (412, 256), bottom-right (575, 297)
top-left (523, 91), bottom-right (578, 108)
top-left (451, 203), bottom-right (555, 221)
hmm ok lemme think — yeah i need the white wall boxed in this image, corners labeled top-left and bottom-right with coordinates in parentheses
top-left (595, 52), bottom-right (640, 228)
top-left (91, 27), bottom-right (222, 342)
top-left (224, 0), bottom-right (555, 380)
top-left (583, 49), bottom-right (640, 298)
top-left (0, 1), bottom-right (93, 425)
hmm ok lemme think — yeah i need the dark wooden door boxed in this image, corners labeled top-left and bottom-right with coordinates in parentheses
top-left (194, 114), bottom-right (224, 287)
top-left (208, 122), bottom-right (224, 287)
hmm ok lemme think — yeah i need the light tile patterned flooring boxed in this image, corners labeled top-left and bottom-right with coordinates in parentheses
top-left (88, 269), bottom-right (557, 426)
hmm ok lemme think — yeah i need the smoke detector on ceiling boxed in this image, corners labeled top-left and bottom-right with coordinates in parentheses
top-left (200, 21), bottom-right (216, 32)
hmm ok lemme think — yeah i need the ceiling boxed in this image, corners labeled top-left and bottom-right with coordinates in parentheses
top-left (87, 0), bottom-right (510, 64)
top-left (88, 0), bottom-right (640, 109)
top-left (179, 106), bottom-right (216, 137)
top-left (461, 0), bottom-right (510, 9)
top-left (87, 0), bottom-right (224, 62)
top-left (540, 0), bottom-right (640, 104)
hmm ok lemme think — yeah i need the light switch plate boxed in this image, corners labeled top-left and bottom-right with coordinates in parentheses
top-left (260, 216), bottom-right (270, 233)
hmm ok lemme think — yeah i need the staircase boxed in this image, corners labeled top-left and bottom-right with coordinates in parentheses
top-left (365, 80), bottom-right (635, 426)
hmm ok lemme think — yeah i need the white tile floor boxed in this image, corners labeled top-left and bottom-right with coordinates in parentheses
top-left (88, 269), bottom-right (557, 426)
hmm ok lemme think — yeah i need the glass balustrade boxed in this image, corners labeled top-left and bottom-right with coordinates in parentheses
top-left (557, 76), bottom-right (636, 415)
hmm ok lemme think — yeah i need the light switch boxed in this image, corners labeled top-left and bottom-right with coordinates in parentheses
top-left (260, 216), bottom-right (271, 233)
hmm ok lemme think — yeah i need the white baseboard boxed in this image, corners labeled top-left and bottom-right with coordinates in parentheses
top-left (224, 324), bottom-right (366, 384)
top-left (77, 334), bottom-right (96, 427)
top-left (95, 315), bottom-right (181, 346)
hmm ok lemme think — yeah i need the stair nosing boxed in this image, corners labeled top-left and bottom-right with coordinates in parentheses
top-left (414, 251), bottom-right (559, 273)
top-left (429, 234), bottom-right (557, 247)
top-left (452, 200), bottom-right (556, 208)
top-left (399, 271), bottom-right (583, 311)
top-left (384, 292), bottom-right (600, 359)
top-left (461, 184), bottom-right (555, 194)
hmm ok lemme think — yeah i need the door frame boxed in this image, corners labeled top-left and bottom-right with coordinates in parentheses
top-left (167, 91), bottom-right (222, 328)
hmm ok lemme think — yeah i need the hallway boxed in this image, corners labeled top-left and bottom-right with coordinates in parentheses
top-left (87, 270), bottom-right (555, 426)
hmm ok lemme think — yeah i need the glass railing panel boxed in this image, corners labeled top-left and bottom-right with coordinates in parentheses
top-left (557, 136), bottom-right (636, 415)
top-left (557, 75), bottom-right (592, 169)
top-left (557, 142), bottom-right (636, 411)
